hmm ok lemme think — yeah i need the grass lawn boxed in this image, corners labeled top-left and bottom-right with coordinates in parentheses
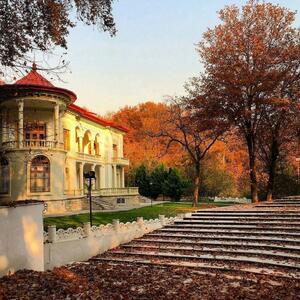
top-left (44, 201), bottom-right (235, 229)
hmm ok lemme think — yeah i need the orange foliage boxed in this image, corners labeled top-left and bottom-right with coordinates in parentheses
top-left (108, 102), bottom-right (249, 188)
top-left (107, 102), bottom-right (185, 169)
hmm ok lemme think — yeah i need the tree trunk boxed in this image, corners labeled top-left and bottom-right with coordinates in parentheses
top-left (193, 164), bottom-right (201, 207)
top-left (266, 138), bottom-right (279, 202)
top-left (246, 134), bottom-right (259, 203)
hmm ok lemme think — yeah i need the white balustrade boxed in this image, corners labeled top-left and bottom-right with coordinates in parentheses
top-left (44, 215), bottom-right (179, 243)
top-left (1, 139), bottom-right (64, 150)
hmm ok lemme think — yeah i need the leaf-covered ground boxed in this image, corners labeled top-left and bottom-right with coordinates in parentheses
top-left (0, 262), bottom-right (299, 300)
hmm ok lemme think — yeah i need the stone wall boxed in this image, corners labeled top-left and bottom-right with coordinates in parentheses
top-left (0, 202), bottom-right (44, 277)
top-left (44, 215), bottom-right (177, 270)
top-left (44, 197), bottom-right (89, 215)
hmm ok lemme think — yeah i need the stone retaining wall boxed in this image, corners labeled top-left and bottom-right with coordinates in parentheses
top-left (44, 215), bottom-right (178, 270)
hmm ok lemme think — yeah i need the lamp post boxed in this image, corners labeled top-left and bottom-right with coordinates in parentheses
top-left (84, 170), bottom-right (96, 226)
top-left (149, 181), bottom-right (153, 206)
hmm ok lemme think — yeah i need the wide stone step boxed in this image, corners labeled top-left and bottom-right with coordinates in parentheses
top-left (186, 216), bottom-right (300, 221)
top-left (103, 250), bottom-right (300, 270)
top-left (167, 224), bottom-right (300, 231)
top-left (158, 228), bottom-right (300, 237)
top-left (146, 232), bottom-right (300, 244)
top-left (134, 238), bottom-right (300, 252)
top-left (272, 202), bottom-right (300, 204)
top-left (193, 212), bottom-right (300, 216)
top-left (121, 244), bottom-right (300, 261)
top-left (179, 219), bottom-right (300, 225)
top-left (255, 205), bottom-right (300, 208)
top-left (90, 256), bottom-right (300, 279)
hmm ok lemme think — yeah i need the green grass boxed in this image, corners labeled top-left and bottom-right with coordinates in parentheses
top-left (44, 201), bottom-right (235, 229)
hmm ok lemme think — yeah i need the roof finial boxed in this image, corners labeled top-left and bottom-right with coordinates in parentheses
top-left (32, 62), bottom-right (37, 71)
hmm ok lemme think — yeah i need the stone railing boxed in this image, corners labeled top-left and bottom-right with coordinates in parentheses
top-left (44, 215), bottom-right (176, 243)
top-left (112, 157), bottom-right (130, 166)
top-left (63, 187), bottom-right (139, 197)
top-left (76, 152), bottom-right (103, 162)
top-left (1, 140), bottom-right (64, 150)
top-left (97, 187), bottom-right (139, 196)
top-left (43, 214), bottom-right (181, 270)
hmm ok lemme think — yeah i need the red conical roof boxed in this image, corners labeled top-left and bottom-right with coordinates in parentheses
top-left (15, 63), bottom-right (54, 87)
top-left (0, 63), bottom-right (77, 102)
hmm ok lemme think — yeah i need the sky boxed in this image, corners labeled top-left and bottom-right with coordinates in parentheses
top-left (55, 0), bottom-right (300, 115)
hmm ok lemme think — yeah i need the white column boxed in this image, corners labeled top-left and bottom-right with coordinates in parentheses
top-left (96, 166), bottom-right (101, 190)
top-left (54, 104), bottom-right (59, 143)
top-left (18, 100), bottom-right (24, 148)
top-left (100, 165), bottom-right (105, 188)
top-left (1, 108), bottom-right (7, 143)
top-left (114, 165), bottom-right (117, 188)
top-left (79, 163), bottom-right (84, 194)
top-left (91, 164), bottom-right (96, 190)
top-left (121, 167), bottom-right (125, 188)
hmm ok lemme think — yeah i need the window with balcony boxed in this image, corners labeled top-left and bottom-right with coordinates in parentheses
top-left (25, 122), bottom-right (46, 147)
top-left (63, 129), bottom-right (70, 151)
top-left (0, 158), bottom-right (10, 194)
top-left (30, 155), bottom-right (50, 193)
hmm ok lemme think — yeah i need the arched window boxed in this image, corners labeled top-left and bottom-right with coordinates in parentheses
top-left (30, 156), bottom-right (50, 193)
top-left (0, 158), bottom-right (10, 194)
top-left (83, 131), bottom-right (92, 154)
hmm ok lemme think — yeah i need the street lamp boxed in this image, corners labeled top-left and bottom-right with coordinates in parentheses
top-left (84, 170), bottom-right (96, 226)
top-left (149, 181), bottom-right (153, 206)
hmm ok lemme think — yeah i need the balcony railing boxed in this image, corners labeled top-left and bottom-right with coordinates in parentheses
top-left (97, 187), bottom-right (139, 196)
top-left (76, 152), bottom-right (103, 162)
top-left (64, 187), bottom-right (139, 197)
top-left (1, 140), bottom-right (64, 150)
top-left (112, 157), bottom-right (130, 166)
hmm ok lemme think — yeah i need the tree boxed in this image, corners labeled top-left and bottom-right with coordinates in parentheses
top-left (201, 154), bottom-right (235, 197)
top-left (162, 168), bottom-right (184, 201)
top-left (133, 164), bottom-right (151, 197)
top-left (0, 0), bottom-right (116, 76)
top-left (149, 164), bottom-right (168, 199)
top-left (108, 102), bottom-right (185, 169)
top-left (258, 101), bottom-right (300, 201)
top-left (194, 0), bottom-right (300, 202)
top-left (149, 97), bottom-right (225, 207)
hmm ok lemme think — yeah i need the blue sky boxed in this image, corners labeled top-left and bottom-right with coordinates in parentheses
top-left (57, 0), bottom-right (300, 114)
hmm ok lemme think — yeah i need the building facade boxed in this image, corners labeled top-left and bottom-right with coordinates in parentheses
top-left (0, 65), bottom-right (140, 214)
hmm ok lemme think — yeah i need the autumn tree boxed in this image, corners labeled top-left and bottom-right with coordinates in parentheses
top-left (108, 101), bottom-right (249, 198)
top-left (194, 0), bottom-right (300, 202)
top-left (258, 101), bottom-right (300, 201)
top-left (108, 102), bottom-right (185, 169)
top-left (149, 97), bottom-right (225, 207)
top-left (0, 0), bottom-right (116, 76)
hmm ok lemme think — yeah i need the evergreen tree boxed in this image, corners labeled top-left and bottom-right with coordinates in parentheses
top-left (134, 164), bottom-right (151, 197)
top-left (163, 168), bottom-right (184, 201)
top-left (149, 164), bottom-right (168, 199)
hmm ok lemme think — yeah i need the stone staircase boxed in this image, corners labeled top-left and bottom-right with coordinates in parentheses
top-left (90, 198), bottom-right (300, 278)
top-left (92, 197), bottom-right (116, 210)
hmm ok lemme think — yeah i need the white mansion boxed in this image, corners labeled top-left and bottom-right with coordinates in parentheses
top-left (0, 64), bottom-right (139, 214)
